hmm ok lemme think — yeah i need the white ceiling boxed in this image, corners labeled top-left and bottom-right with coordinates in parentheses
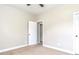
top-left (9, 4), bottom-right (59, 15)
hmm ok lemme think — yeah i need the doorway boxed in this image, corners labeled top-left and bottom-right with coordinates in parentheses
top-left (27, 21), bottom-right (43, 46)
top-left (37, 22), bottom-right (43, 45)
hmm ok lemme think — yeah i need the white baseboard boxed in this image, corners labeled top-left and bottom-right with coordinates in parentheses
top-left (43, 44), bottom-right (75, 54)
top-left (0, 44), bottom-right (75, 54)
top-left (0, 44), bottom-right (27, 53)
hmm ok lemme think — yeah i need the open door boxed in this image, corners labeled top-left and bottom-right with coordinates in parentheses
top-left (73, 12), bottom-right (79, 54)
top-left (28, 21), bottom-right (37, 45)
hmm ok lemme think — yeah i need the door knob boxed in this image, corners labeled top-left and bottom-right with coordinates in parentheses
top-left (75, 35), bottom-right (78, 37)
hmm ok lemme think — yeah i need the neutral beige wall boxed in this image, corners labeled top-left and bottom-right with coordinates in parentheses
top-left (39, 4), bottom-right (79, 52)
top-left (0, 5), bottom-right (31, 50)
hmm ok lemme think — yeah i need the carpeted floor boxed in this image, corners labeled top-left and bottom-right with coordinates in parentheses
top-left (0, 45), bottom-right (71, 55)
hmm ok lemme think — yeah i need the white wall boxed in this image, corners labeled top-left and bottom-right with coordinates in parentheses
top-left (0, 5), bottom-right (32, 50)
top-left (38, 4), bottom-right (79, 53)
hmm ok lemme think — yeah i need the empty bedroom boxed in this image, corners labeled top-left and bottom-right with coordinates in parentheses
top-left (0, 4), bottom-right (79, 55)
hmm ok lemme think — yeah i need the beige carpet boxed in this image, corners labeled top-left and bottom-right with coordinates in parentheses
top-left (0, 45), bottom-right (71, 55)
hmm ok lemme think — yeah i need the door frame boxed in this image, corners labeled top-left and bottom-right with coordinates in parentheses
top-left (27, 20), bottom-right (44, 46)
top-left (36, 20), bottom-right (44, 45)
top-left (37, 21), bottom-right (43, 45)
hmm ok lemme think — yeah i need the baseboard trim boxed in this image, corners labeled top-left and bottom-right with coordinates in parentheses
top-left (0, 44), bottom-right (27, 53)
top-left (43, 44), bottom-right (75, 54)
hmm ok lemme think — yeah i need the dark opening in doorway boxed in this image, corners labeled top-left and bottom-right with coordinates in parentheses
top-left (37, 22), bottom-right (43, 45)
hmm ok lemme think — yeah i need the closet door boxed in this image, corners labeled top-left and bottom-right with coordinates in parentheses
top-left (73, 12), bottom-right (79, 54)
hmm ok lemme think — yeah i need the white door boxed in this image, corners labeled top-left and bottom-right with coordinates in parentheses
top-left (28, 21), bottom-right (37, 45)
top-left (73, 12), bottom-right (79, 54)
